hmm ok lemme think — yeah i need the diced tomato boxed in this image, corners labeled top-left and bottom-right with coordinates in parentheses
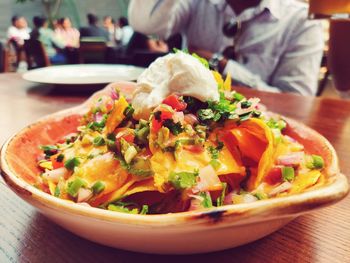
top-left (105, 100), bottom-right (114, 112)
top-left (265, 167), bottom-right (282, 185)
top-left (162, 94), bottom-right (187, 111)
top-left (115, 128), bottom-right (135, 143)
top-left (183, 144), bottom-right (205, 153)
top-left (159, 110), bottom-right (173, 121)
top-left (151, 118), bottom-right (162, 132)
top-left (50, 154), bottom-right (64, 169)
top-left (151, 110), bottom-right (173, 132)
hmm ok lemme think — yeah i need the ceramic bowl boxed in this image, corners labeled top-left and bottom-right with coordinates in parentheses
top-left (1, 82), bottom-right (349, 254)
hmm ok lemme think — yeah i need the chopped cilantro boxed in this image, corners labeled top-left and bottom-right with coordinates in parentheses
top-left (163, 146), bottom-right (176, 152)
top-left (198, 93), bottom-right (238, 123)
top-left (108, 204), bottom-right (139, 214)
top-left (67, 177), bottom-right (86, 198)
top-left (123, 105), bottom-right (134, 119)
top-left (106, 133), bottom-right (116, 141)
top-left (91, 181), bottom-right (105, 194)
top-left (183, 96), bottom-right (206, 113)
top-left (106, 134), bottom-right (117, 151)
top-left (207, 146), bottom-right (219, 159)
top-left (210, 159), bottom-right (221, 170)
top-left (54, 185), bottom-right (60, 197)
top-left (233, 92), bottom-right (245, 101)
top-left (198, 109), bottom-right (215, 121)
top-left (140, 205), bottom-right (149, 215)
top-left (191, 53), bottom-right (209, 69)
top-left (93, 136), bottom-right (105, 146)
top-left (254, 192), bottom-right (267, 200)
top-left (64, 157), bottom-right (80, 171)
top-left (306, 155), bottom-right (324, 169)
top-left (252, 111), bottom-right (262, 117)
top-left (117, 156), bottom-right (153, 177)
top-left (312, 155), bottom-right (324, 169)
top-left (40, 145), bottom-right (58, 156)
top-left (87, 114), bottom-right (108, 131)
top-left (207, 142), bottom-right (223, 160)
top-left (194, 125), bottom-right (207, 139)
top-left (216, 183), bottom-right (227, 206)
top-left (56, 154), bottom-right (64, 162)
top-left (153, 111), bottom-right (162, 121)
top-left (282, 166), bottom-right (295, 182)
top-left (217, 141), bottom-right (224, 150)
top-left (162, 119), bottom-right (183, 135)
top-left (239, 112), bottom-right (252, 122)
top-left (241, 101), bottom-right (252, 109)
top-left (135, 126), bottom-right (150, 145)
top-left (169, 171), bottom-right (199, 190)
top-left (266, 119), bottom-right (287, 131)
top-left (200, 192), bottom-right (213, 208)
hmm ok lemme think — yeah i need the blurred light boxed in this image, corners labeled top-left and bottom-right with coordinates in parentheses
top-left (309, 0), bottom-right (350, 19)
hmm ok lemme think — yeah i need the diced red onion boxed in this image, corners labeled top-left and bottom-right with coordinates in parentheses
top-left (77, 188), bottom-right (93, 203)
top-left (188, 195), bottom-right (204, 211)
top-left (42, 167), bottom-right (68, 183)
top-left (94, 112), bottom-right (104, 123)
top-left (36, 154), bottom-right (46, 162)
top-left (236, 98), bottom-right (260, 115)
top-left (255, 103), bottom-right (267, 112)
top-left (184, 114), bottom-right (199, 126)
top-left (196, 165), bottom-right (222, 192)
top-left (110, 88), bottom-right (119, 100)
top-left (173, 111), bottom-right (185, 124)
top-left (242, 194), bottom-right (258, 203)
top-left (277, 152), bottom-right (304, 166)
top-left (284, 135), bottom-right (297, 143)
top-left (224, 191), bottom-right (235, 205)
top-left (223, 90), bottom-right (233, 100)
top-left (269, 182), bottom-right (292, 197)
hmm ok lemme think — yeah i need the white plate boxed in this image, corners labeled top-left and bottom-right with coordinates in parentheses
top-left (22, 64), bottom-right (145, 85)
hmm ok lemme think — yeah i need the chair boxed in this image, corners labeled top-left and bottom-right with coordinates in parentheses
top-left (132, 50), bottom-right (168, 67)
top-left (0, 42), bottom-right (5, 72)
top-left (79, 38), bottom-right (108, 63)
top-left (23, 39), bottom-right (51, 70)
top-left (316, 49), bottom-right (329, 96)
top-left (126, 32), bottom-right (168, 67)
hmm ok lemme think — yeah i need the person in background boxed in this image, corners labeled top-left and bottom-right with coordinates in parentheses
top-left (128, 0), bottom-right (324, 96)
top-left (55, 17), bottom-right (80, 63)
top-left (103, 16), bottom-right (119, 44)
top-left (30, 16), bottom-right (67, 64)
top-left (55, 17), bottom-right (80, 48)
top-left (127, 32), bottom-right (169, 53)
top-left (80, 13), bottom-right (109, 41)
top-left (117, 17), bottom-right (134, 46)
top-left (52, 19), bottom-right (60, 30)
top-left (7, 16), bottom-right (31, 46)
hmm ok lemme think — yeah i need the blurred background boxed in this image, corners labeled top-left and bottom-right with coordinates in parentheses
top-left (0, 0), bottom-right (347, 98)
top-left (0, 0), bottom-right (129, 37)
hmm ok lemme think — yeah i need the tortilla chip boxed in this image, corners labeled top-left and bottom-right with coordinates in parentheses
top-left (105, 96), bottom-right (129, 134)
top-left (290, 170), bottom-right (322, 194)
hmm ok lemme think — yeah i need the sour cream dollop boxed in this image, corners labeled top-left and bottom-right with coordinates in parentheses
top-left (132, 52), bottom-right (219, 119)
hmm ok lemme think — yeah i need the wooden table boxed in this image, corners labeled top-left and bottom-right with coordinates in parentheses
top-left (0, 73), bottom-right (349, 263)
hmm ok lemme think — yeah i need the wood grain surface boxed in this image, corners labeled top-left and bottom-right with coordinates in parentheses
top-left (0, 73), bottom-right (349, 263)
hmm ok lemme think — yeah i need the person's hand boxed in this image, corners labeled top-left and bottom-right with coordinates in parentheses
top-left (188, 46), bottom-right (212, 60)
top-left (148, 39), bottom-right (169, 53)
top-left (189, 46), bottom-right (228, 73)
